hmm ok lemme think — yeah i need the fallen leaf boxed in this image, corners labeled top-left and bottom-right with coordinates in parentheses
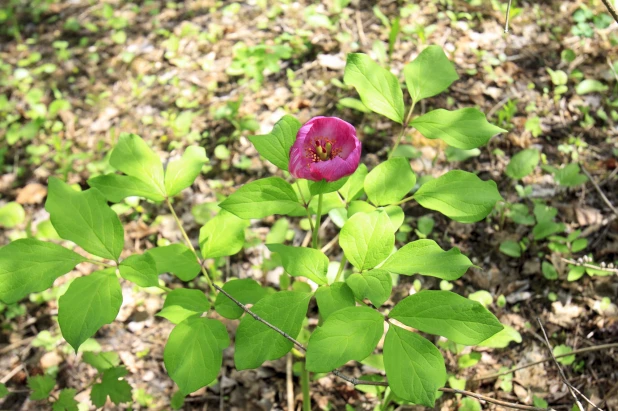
top-left (16, 183), bottom-right (47, 204)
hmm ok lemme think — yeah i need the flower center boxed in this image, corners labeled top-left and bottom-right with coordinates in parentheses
top-left (306, 138), bottom-right (341, 163)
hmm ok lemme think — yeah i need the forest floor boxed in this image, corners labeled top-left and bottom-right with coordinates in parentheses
top-left (0, 0), bottom-right (617, 410)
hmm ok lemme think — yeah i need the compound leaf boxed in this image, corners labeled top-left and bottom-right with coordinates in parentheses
top-left (384, 326), bottom-right (446, 406)
top-left (46, 177), bottom-right (124, 260)
top-left (381, 240), bottom-right (472, 280)
top-left (306, 306), bottom-right (384, 372)
top-left (164, 318), bottom-right (229, 395)
top-left (58, 270), bottom-right (122, 351)
top-left (235, 291), bottom-right (311, 370)
top-left (344, 53), bottom-right (404, 123)
top-left (0, 239), bottom-right (85, 304)
top-left (390, 291), bottom-right (503, 345)
top-left (248, 115), bottom-right (300, 170)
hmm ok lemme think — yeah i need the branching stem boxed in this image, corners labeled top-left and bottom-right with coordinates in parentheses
top-left (165, 197), bottom-right (216, 295)
top-left (389, 102), bottom-right (416, 159)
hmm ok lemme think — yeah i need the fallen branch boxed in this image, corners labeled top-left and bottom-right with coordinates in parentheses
top-left (580, 164), bottom-right (618, 216)
top-left (475, 342), bottom-right (618, 381)
top-left (537, 318), bottom-right (586, 411)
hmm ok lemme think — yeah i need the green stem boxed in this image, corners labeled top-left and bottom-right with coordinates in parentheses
top-left (389, 102), bottom-right (416, 159)
top-left (311, 193), bottom-right (323, 249)
top-left (392, 195), bottom-right (415, 206)
top-left (85, 258), bottom-right (116, 268)
top-left (297, 181), bottom-right (315, 233)
top-left (301, 361), bottom-right (311, 411)
top-left (334, 254), bottom-right (347, 283)
top-left (165, 197), bottom-right (216, 295)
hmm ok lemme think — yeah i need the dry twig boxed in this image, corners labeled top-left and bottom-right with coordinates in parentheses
top-left (580, 164), bottom-right (618, 216)
top-left (537, 318), bottom-right (586, 411)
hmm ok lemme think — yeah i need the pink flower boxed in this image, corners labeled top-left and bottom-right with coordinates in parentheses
top-left (289, 117), bottom-right (361, 182)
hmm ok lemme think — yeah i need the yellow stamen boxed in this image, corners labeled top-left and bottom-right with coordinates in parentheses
top-left (316, 144), bottom-right (328, 161)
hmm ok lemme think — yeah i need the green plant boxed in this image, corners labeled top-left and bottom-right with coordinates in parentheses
top-left (0, 46), bottom-right (512, 409)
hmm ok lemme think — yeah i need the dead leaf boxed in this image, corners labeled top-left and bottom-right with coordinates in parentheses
top-left (16, 183), bottom-right (47, 204)
top-left (575, 207), bottom-right (603, 226)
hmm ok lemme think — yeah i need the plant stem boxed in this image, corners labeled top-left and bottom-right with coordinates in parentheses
top-left (296, 181), bottom-right (316, 232)
top-left (388, 102), bottom-right (416, 160)
top-left (392, 195), bottom-right (415, 206)
top-left (165, 197), bottom-right (216, 295)
top-left (334, 254), bottom-right (347, 282)
top-left (311, 193), bottom-right (323, 249)
top-left (300, 361), bottom-right (311, 411)
top-left (85, 258), bottom-right (115, 268)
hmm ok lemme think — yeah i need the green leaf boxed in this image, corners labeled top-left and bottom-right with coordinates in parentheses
top-left (459, 397), bottom-right (482, 411)
top-left (28, 375), bottom-right (55, 400)
top-left (199, 210), bottom-right (249, 258)
top-left (164, 317), bottom-right (229, 395)
top-left (315, 283), bottom-right (356, 321)
top-left (118, 253), bottom-right (159, 287)
top-left (414, 171), bottom-right (503, 223)
top-left (458, 352), bottom-right (481, 368)
top-left (146, 244), bottom-right (200, 281)
top-left (0, 239), bottom-right (86, 304)
top-left (58, 270), bottom-right (123, 351)
top-left (235, 291), bottom-right (311, 370)
top-left (157, 289), bottom-right (210, 324)
top-left (308, 177), bottom-right (349, 196)
top-left (52, 389), bottom-right (78, 411)
top-left (477, 324), bottom-right (522, 348)
top-left (338, 163), bottom-right (368, 202)
top-left (339, 210), bottom-right (394, 271)
top-left (348, 200), bottom-right (376, 216)
top-left (214, 278), bottom-right (267, 320)
top-left (506, 149), bottom-right (540, 180)
top-left (381, 240), bottom-right (473, 280)
top-left (109, 133), bottom-right (165, 196)
top-left (384, 326), bottom-right (446, 406)
top-left (87, 174), bottom-right (165, 202)
top-left (382, 205), bottom-right (405, 232)
top-left (364, 158), bottom-right (416, 206)
top-left (552, 163), bottom-right (588, 187)
top-left (575, 79), bottom-right (608, 95)
top-left (266, 244), bottom-right (328, 285)
top-left (542, 261), bottom-right (558, 280)
top-left (404, 45), bottom-right (459, 103)
top-left (337, 97), bottom-right (371, 113)
top-left (219, 177), bottom-right (304, 219)
top-left (390, 291), bottom-right (503, 345)
top-left (248, 115), bottom-right (300, 170)
top-left (164, 146), bottom-right (208, 196)
top-left (445, 146), bottom-right (480, 162)
top-left (90, 367), bottom-right (132, 407)
top-left (46, 177), bottom-right (125, 260)
top-left (0, 201), bottom-right (25, 228)
top-left (553, 345), bottom-right (575, 365)
top-left (468, 290), bottom-right (493, 307)
top-left (567, 265), bottom-right (586, 282)
top-left (344, 53), bottom-right (405, 123)
top-left (345, 269), bottom-right (392, 307)
top-left (499, 240), bottom-right (521, 257)
top-left (0, 383), bottom-right (8, 399)
top-left (170, 391), bottom-right (185, 410)
top-left (306, 306), bottom-right (384, 372)
top-left (82, 351), bottom-right (121, 373)
top-left (411, 108), bottom-right (505, 149)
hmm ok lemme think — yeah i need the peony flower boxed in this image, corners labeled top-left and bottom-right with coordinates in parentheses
top-left (289, 116), bottom-right (361, 182)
